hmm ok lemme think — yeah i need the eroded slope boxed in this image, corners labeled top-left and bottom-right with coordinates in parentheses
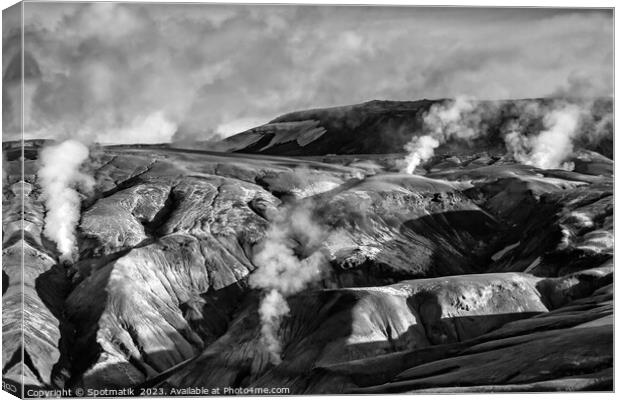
top-left (1, 141), bottom-right (613, 393)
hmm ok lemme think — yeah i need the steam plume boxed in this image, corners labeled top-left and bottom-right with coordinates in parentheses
top-left (402, 96), bottom-right (481, 173)
top-left (249, 203), bottom-right (329, 364)
top-left (38, 140), bottom-right (94, 262)
top-left (401, 97), bottom-right (604, 173)
top-left (504, 104), bottom-right (582, 170)
top-left (402, 136), bottom-right (440, 174)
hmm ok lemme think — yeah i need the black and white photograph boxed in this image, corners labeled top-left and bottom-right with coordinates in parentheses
top-left (1, 0), bottom-right (616, 397)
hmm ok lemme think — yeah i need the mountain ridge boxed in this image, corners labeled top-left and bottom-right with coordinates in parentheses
top-left (214, 97), bottom-right (612, 159)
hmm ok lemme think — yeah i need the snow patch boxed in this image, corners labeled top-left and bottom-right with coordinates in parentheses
top-left (491, 241), bottom-right (521, 261)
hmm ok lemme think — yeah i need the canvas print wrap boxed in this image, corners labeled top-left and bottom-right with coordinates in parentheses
top-left (1, 1), bottom-right (614, 397)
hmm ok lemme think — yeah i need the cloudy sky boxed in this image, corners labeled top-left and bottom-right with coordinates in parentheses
top-left (2, 2), bottom-right (613, 143)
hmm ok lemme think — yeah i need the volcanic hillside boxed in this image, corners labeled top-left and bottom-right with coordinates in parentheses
top-left (1, 97), bottom-right (614, 394)
top-left (217, 98), bottom-right (612, 159)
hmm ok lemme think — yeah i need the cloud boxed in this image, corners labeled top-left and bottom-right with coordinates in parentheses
top-left (2, 4), bottom-right (612, 143)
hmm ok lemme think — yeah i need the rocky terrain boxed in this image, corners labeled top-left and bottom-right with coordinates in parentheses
top-left (1, 99), bottom-right (614, 395)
